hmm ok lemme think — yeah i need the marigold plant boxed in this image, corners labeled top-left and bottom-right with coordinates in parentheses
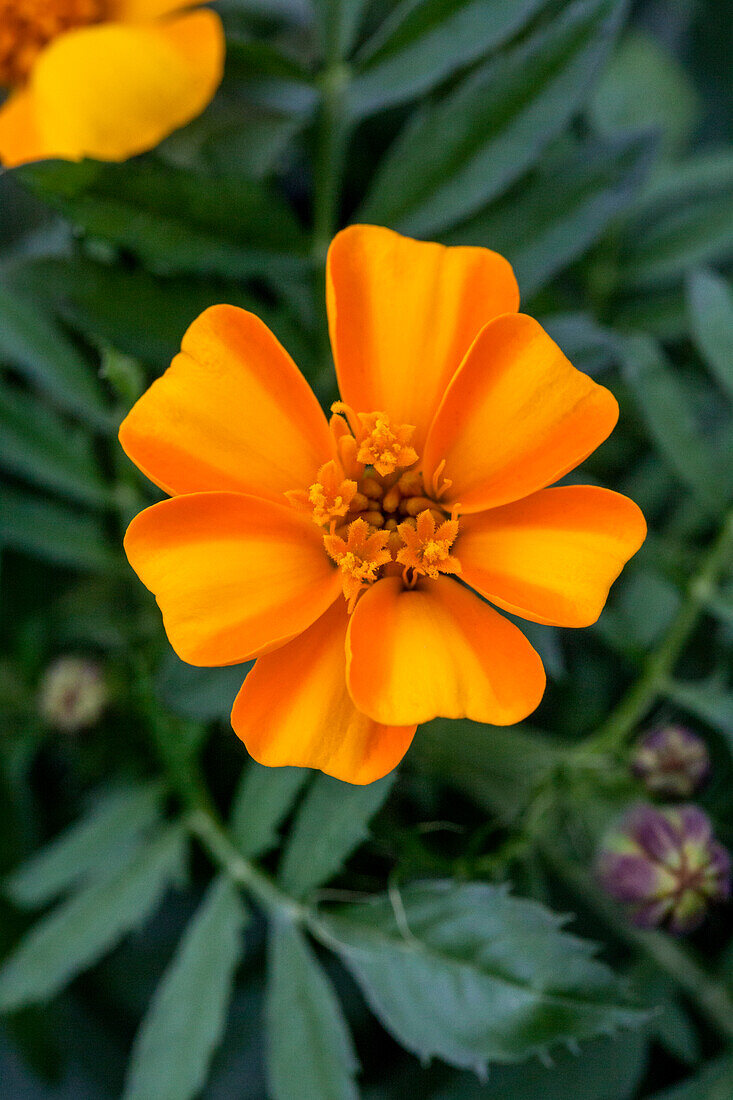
top-left (120, 224), bottom-right (646, 784)
top-left (0, 0), bottom-right (224, 166)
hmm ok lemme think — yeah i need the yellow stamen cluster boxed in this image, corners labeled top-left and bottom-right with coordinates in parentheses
top-left (397, 511), bottom-right (461, 581)
top-left (286, 460), bottom-right (357, 527)
top-left (288, 407), bottom-right (461, 609)
top-left (355, 411), bottom-right (418, 477)
top-left (0, 0), bottom-right (106, 87)
top-left (323, 519), bottom-right (392, 612)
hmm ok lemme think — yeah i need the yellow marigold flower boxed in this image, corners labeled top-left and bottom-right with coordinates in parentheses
top-left (120, 225), bottom-right (647, 785)
top-left (0, 0), bottom-right (224, 167)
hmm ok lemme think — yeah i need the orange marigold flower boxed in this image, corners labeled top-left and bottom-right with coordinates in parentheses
top-left (120, 225), bottom-right (647, 784)
top-left (0, 0), bottom-right (224, 167)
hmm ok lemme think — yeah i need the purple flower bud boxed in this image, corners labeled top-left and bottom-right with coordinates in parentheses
top-left (597, 804), bottom-right (730, 934)
top-left (632, 725), bottom-right (710, 798)
top-left (38, 657), bottom-right (107, 733)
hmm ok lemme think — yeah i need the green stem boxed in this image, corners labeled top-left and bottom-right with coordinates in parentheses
top-left (543, 843), bottom-right (733, 1041)
top-left (582, 508), bottom-right (733, 756)
top-left (311, 61), bottom-right (350, 264)
top-left (186, 807), bottom-right (306, 920)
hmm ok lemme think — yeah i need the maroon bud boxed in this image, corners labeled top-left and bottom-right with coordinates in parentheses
top-left (597, 804), bottom-right (730, 934)
top-left (632, 725), bottom-right (710, 798)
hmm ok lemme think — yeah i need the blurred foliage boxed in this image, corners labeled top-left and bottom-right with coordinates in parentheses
top-left (1, 0), bottom-right (732, 1096)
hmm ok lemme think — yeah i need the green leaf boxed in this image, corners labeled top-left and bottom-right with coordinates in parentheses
top-left (686, 268), bottom-right (733, 402)
top-left (619, 334), bottom-right (729, 511)
top-left (359, 0), bottom-right (624, 235)
top-left (5, 782), bottom-right (165, 909)
top-left (8, 255), bottom-right (312, 376)
top-left (414, 720), bottom-right (562, 823)
top-left (666, 680), bottom-right (733, 742)
top-left (588, 30), bottom-right (700, 158)
top-left (0, 384), bottom-right (108, 508)
top-left (278, 773), bottom-right (395, 899)
top-left (320, 882), bottom-right (646, 1073)
top-left (432, 1032), bottom-right (648, 1099)
top-left (0, 488), bottom-right (118, 573)
top-left (542, 312), bottom-right (620, 376)
top-left (0, 278), bottom-right (111, 432)
top-left (348, 0), bottom-right (549, 119)
top-left (0, 825), bottom-right (187, 1013)
top-left (230, 762), bottom-right (309, 861)
top-left (155, 651), bottom-right (252, 723)
top-left (312, 0), bottom-right (366, 60)
top-left (123, 876), bottom-right (247, 1100)
top-left (266, 918), bottom-right (358, 1100)
top-left (646, 1054), bottom-right (733, 1100)
top-left (447, 133), bottom-right (652, 297)
top-left (619, 149), bottom-right (733, 289)
top-left (17, 159), bottom-right (308, 286)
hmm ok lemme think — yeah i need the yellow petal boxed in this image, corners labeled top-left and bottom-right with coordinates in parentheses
top-left (346, 576), bottom-right (545, 726)
top-left (232, 600), bottom-right (416, 784)
top-left (423, 314), bottom-right (619, 513)
top-left (119, 305), bottom-right (335, 501)
top-left (30, 9), bottom-right (223, 162)
top-left (124, 492), bottom-right (341, 665)
top-left (327, 224), bottom-right (519, 454)
top-left (459, 486), bottom-right (647, 627)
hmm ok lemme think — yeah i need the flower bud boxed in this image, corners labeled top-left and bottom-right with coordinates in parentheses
top-left (38, 657), bottom-right (107, 733)
top-left (597, 804), bottom-right (730, 934)
top-left (632, 724), bottom-right (710, 798)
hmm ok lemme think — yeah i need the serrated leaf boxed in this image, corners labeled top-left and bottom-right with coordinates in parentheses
top-left (266, 918), bottom-right (358, 1100)
top-left (686, 268), bottom-right (733, 402)
top-left (278, 773), bottom-right (395, 899)
top-left (320, 882), bottom-right (646, 1073)
top-left (448, 132), bottom-right (652, 296)
top-left (5, 782), bottom-right (165, 909)
top-left (123, 876), bottom-right (246, 1100)
top-left (156, 650), bottom-right (252, 722)
top-left (414, 720), bottom-right (562, 823)
top-left (348, 0), bottom-right (549, 119)
top-left (0, 825), bottom-right (187, 1013)
top-left (647, 1054), bottom-right (733, 1100)
top-left (0, 384), bottom-right (108, 508)
top-left (432, 1032), bottom-right (647, 1099)
top-left (0, 488), bottom-right (118, 573)
top-left (230, 762), bottom-right (309, 861)
top-left (359, 0), bottom-right (624, 235)
top-left (588, 30), bottom-right (699, 158)
top-left (619, 149), bottom-right (733, 289)
top-left (619, 334), bottom-right (729, 511)
top-left (0, 278), bottom-right (111, 431)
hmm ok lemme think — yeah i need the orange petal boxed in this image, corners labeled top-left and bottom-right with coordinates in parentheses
top-left (232, 600), bottom-right (416, 784)
top-left (326, 224), bottom-right (519, 453)
top-left (346, 576), bottom-right (545, 726)
top-left (29, 9), bottom-right (223, 163)
top-left (0, 88), bottom-right (46, 168)
top-left (423, 314), bottom-right (619, 513)
top-left (459, 486), bottom-right (647, 628)
top-left (124, 492), bottom-right (340, 665)
top-left (120, 305), bottom-right (334, 501)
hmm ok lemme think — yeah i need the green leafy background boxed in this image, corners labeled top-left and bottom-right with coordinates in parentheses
top-left (1, 0), bottom-right (732, 1096)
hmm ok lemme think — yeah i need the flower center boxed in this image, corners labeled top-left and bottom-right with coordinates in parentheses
top-left (287, 405), bottom-right (460, 609)
top-left (0, 0), bottom-right (106, 87)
